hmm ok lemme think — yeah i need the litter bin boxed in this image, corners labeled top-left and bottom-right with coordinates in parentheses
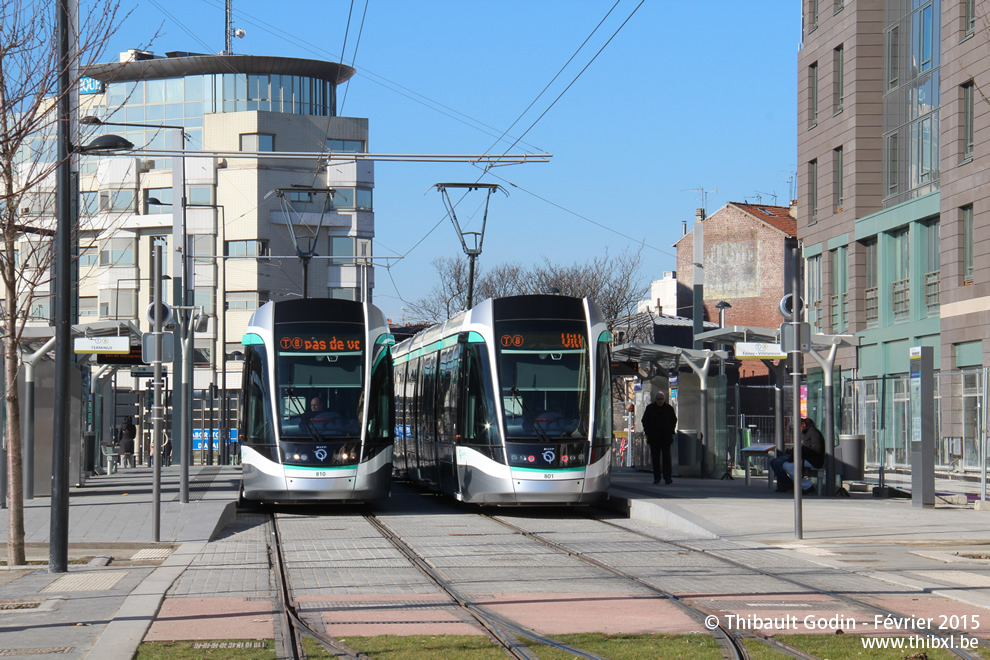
top-left (677, 430), bottom-right (701, 478)
top-left (837, 434), bottom-right (865, 481)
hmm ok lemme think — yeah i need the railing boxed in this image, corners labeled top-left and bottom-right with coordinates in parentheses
top-left (865, 287), bottom-right (878, 328)
top-left (925, 270), bottom-right (940, 313)
top-left (891, 278), bottom-right (910, 320)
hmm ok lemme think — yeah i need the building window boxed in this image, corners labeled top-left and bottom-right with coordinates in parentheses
top-left (886, 26), bottom-right (899, 91)
top-left (924, 220), bottom-right (940, 314)
top-left (240, 133), bottom-right (274, 152)
top-left (891, 228), bottom-right (910, 321)
top-left (149, 235), bottom-right (169, 277)
top-left (145, 188), bottom-right (173, 214)
top-left (864, 239), bottom-right (879, 328)
top-left (99, 237), bottom-right (136, 267)
top-left (191, 234), bottom-right (214, 265)
top-left (809, 62), bottom-right (819, 128)
top-left (833, 45), bottom-right (844, 113)
top-left (918, 115), bottom-right (934, 184)
top-left (324, 187), bottom-right (371, 211)
top-left (808, 159), bottom-right (818, 225)
top-left (885, 134), bottom-right (898, 197)
top-left (807, 255), bottom-right (823, 332)
top-left (79, 245), bottom-right (98, 267)
top-left (80, 191), bottom-right (99, 216)
top-left (29, 298), bottom-right (50, 321)
top-left (225, 240), bottom-right (269, 257)
top-left (834, 0), bottom-right (844, 13)
top-left (99, 189), bottom-right (135, 213)
top-left (193, 288), bottom-right (214, 315)
top-left (330, 235), bottom-right (354, 265)
top-left (966, 0), bottom-right (976, 36)
top-left (326, 139), bottom-right (364, 152)
top-left (330, 288), bottom-right (357, 301)
top-left (99, 289), bottom-right (136, 319)
top-left (226, 291), bottom-right (268, 311)
top-left (188, 185), bottom-right (214, 206)
top-left (919, 4), bottom-right (934, 72)
top-left (963, 81), bottom-right (974, 161)
top-left (830, 246), bottom-right (848, 332)
top-left (808, 0), bottom-right (819, 32)
top-left (833, 146), bottom-right (843, 211)
top-left (79, 296), bottom-right (98, 318)
top-left (963, 205), bottom-right (974, 284)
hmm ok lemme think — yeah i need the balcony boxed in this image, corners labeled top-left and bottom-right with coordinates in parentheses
top-left (892, 279), bottom-right (910, 321)
top-left (925, 270), bottom-right (940, 314)
top-left (865, 287), bottom-right (878, 328)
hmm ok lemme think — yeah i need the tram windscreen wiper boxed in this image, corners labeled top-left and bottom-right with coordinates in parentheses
top-left (510, 386), bottom-right (548, 443)
top-left (285, 388), bottom-right (324, 443)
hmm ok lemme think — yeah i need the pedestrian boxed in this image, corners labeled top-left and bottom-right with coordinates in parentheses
top-left (641, 391), bottom-right (677, 485)
top-left (770, 417), bottom-right (825, 493)
top-left (116, 416), bottom-right (136, 469)
top-left (162, 435), bottom-right (172, 467)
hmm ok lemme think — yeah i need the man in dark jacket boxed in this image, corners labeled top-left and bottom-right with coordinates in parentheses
top-left (116, 416), bottom-right (137, 469)
top-left (641, 391), bottom-right (677, 485)
top-left (770, 417), bottom-right (825, 493)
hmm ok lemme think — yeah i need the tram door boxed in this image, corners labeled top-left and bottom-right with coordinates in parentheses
top-left (419, 352), bottom-right (439, 488)
top-left (436, 344), bottom-right (462, 496)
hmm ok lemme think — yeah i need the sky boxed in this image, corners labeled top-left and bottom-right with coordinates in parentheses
top-left (102, 0), bottom-right (801, 324)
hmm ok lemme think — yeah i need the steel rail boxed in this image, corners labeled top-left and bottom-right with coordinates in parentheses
top-left (485, 514), bottom-right (750, 660)
top-left (583, 512), bottom-right (984, 660)
top-left (268, 512), bottom-right (370, 660)
top-left (364, 513), bottom-right (606, 660)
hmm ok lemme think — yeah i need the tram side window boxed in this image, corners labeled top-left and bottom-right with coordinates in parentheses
top-left (461, 343), bottom-right (497, 446)
top-left (593, 340), bottom-right (612, 449)
top-left (242, 346), bottom-right (274, 450)
top-left (420, 352), bottom-right (438, 444)
top-left (438, 344), bottom-right (462, 444)
top-left (406, 356), bottom-right (420, 443)
top-left (366, 344), bottom-right (394, 446)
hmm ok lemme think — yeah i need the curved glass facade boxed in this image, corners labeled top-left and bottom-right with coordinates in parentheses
top-left (85, 73), bottom-right (337, 152)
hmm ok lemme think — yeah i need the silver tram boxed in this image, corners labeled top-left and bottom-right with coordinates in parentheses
top-left (392, 294), bottom-right (612, 505)
top-left (237, 299), bottom-right (394, 503)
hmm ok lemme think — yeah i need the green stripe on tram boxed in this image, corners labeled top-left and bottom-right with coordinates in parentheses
top-left (510, 466), bottom-right (586, 474)
top-left (599, 330), bottom-right (614, 342)
top-left (285, 465), bottom-right (354, 472)
top-left (241, 333), bottom-right (263, 346)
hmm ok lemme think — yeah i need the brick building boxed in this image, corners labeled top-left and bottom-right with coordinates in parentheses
top-left (675, 202), bottom-right (798, 381)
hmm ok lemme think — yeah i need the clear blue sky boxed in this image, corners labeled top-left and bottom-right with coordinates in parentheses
top-left (104, 0), bottom-right (800, 323)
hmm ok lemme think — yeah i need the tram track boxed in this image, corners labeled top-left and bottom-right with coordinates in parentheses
top-left (488, 509), bottom-right (984, 660)
top-left (268, 512), bottom-right (370, 660)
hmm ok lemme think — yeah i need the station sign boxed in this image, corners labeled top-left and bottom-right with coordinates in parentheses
top-left (735, 342), bottom-right (786, 360)
top-left (75, 336), bottom-right (130, 354)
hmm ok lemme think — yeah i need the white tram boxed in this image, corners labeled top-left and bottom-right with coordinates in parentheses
top-left (392, 295), bottom-right (612, 505)
top-left (237, 299), bottom-right (394, 503)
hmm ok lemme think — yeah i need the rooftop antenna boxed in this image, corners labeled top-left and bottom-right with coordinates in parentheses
top-left (755, 191), bottom-right (779, 205)
top-left (224, 0), bottom-right (245, 55)
top-left (431, 183), bottom-right (508, 308)
top-left (682, 187), bottom-right (717, 217)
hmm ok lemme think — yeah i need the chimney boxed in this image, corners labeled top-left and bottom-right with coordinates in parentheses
top-left (682, 220), bottom-right (687, 236)
top-left (696, 207), bottom-right (706, 222)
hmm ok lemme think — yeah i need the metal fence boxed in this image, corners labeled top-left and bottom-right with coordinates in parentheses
top-left (841, 368), bottom-right (989, 473)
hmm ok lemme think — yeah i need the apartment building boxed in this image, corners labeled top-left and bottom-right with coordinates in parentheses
top-left (798, 0), bottom-right (988, 467)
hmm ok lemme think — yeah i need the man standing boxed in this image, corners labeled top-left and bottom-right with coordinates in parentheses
top-left (641, 391), bottom-right (677, 485)
top-left (117, 415), bottom-right (137, 469)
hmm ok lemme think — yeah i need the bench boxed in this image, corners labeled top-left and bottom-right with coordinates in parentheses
top-left (802, 466), bottom-right (827, 496)
top-left (100, 444), bottom-right (120, 474)
top-left (740, 443), bottom-right (776, 489)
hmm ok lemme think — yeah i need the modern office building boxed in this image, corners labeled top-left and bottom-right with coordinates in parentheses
top-left (20, 49), bottom-right (375, 451)
top-left (797, 0), bottom-right (988, 469)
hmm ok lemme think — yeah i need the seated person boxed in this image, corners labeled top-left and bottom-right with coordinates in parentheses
top-left (299, 396), bottom-right (341, 430)
top-left (770, 417), bottom-right (825, 493)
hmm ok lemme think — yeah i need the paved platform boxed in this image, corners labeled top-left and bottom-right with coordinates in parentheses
top-left (2, 463), bottom-right (990, 657)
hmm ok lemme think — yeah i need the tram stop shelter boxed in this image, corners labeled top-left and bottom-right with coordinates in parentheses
top-left (693, 325), bottom-right (859, 493)
top-left (611, 342), bottom-right (728, 478)
top-left (5, 320), bottom-right (144, 502)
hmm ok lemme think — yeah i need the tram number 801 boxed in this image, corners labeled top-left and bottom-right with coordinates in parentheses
top-left (544, 473), bottom-right (555, 480)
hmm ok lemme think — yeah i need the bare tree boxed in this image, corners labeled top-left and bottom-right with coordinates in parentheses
top-left (411, 248), bottom-right (647, 328)
top-left (408, 256), bottom-right (473, 323)
top-left (1, 0), bottom-right (127, 566)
